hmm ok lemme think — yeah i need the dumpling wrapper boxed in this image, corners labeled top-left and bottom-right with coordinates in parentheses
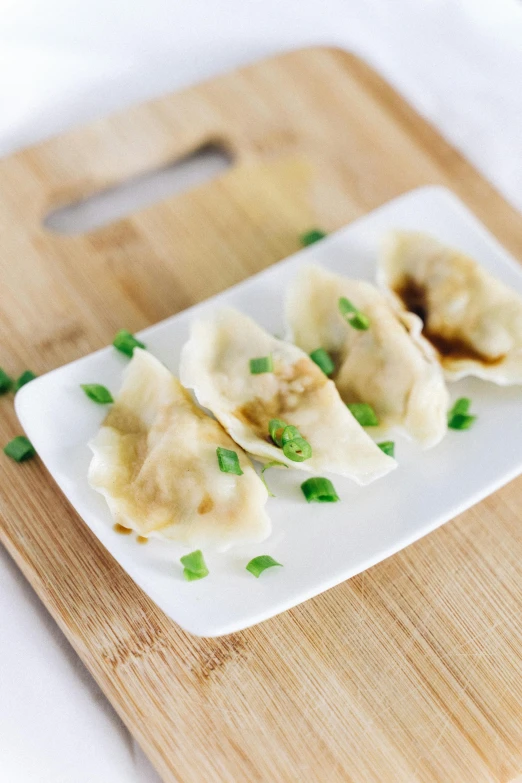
top-left (379, 231), bottom-right (522, 384)
top-left (286, 265), bottom-right (449, 449)
top-left (88, 349), bottom-right (270, 549)
top-left (180, 308), bottom-right (396, 485)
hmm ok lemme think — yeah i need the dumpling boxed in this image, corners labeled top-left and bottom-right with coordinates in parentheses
top-left (286, 265), bottom-right (449, 449)
top-left (180, 308), bottom-right (396, 485)
top-left (379, 231), bottom-right (522, 384)
top-left (88, 348), bottom-right (270, 549)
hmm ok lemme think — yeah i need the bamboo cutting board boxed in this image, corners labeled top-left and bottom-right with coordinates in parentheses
top-left (1, 47), bottom-right (522, 783)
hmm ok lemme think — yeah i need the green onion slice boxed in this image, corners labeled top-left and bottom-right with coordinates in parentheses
top-left (216, 446), bottom-right (243, 475)
top-left (180, 550), bottom-right (209, 581)
top-left (300, 477), bottom-right (339, 503)
top-left (0, 368), bottom-right (13, 394)
top-left (309, 348), bottom-right (335, 376)
top-left (3, 436), bottom-right (36, 462)
top-left (283, 437), bottom-right (312, 462)
top-left (300, 229), bottom-right (327, 247)
top-left (260, 460), bottom-right (288, 497)
top-left (14, 371), bottom-right (37, 392)
top-left (378, 441), bottom-right (395, 457)
top-left (338, 297), bottom-right (370, 330)
top-left (81, 383), bottom-right (114, 404)
top-left (269, 418), bottom-right (288, 447)
top-left (281, 424), bottom-right (301, 445)
top-left (246, 555), bottom-right (283, 578)
top-left (113, 329), bottom-right (146, 357)
top-left (449, 397), bottom-right (470, 416)
top-left (448, 398), bottom-right (476, 430)
top-left (249, 355), bottom-right (273, 374)
top-left (347, 402), bottom-right (379, 427)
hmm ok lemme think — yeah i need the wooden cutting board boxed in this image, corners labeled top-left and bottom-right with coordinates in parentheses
top-left (1, 47), bottom-right (522, 783)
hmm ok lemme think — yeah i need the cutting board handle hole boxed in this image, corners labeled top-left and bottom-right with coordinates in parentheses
top-left (44, 142), bottom-right (233, 234)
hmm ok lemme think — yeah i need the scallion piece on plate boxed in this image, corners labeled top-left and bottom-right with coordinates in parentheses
top-left (260, 460), bottom-right (288, 497)
top-left (282, 437), bottom-right (312, 462)
top-left (347, 402), bottom-right (379, 427)
top-left (309, 348), bottom-right (335, 376)
top-left (113, 329), bottom-right (146, 357)
top-left (0, 368), bottom-right (13, 394)
top-left (81, 383), bottom-right (114, 404)
top-left (300, 477), bottom-right (339, 503)
top-left (269, 418), bottom-right (288, 447)
top-left (180, 550), bottom-right (209, 581)
top-left (246, 555), bottom-right (283, 578)
top-left (216, 446), bottom-right (243, 475)
top-left (3, 436), bottom-right (36, 462)
top-left (338, 297), bottom-right (370, 330)
top-left (14, 370), bottom-right (37, 392)
top-left (448, 398), bottom-right (476, 430)
top-left (300, 229), bottom-right (327, 247)
top-left (249, 355), bottom-right (273, 374)
top-left (378, 441), bottom-right (395, 457)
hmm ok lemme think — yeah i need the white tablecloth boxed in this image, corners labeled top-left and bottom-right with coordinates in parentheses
top-left (1, 1), bottom-right (522, 780)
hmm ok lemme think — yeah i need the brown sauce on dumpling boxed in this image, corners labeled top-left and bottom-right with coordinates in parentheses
top-left (394, 276), bottom-right (504, 366)
top-left (197, 493), bottom-right (215, 515)
top-left (234, 358), bottom-right (327, 440)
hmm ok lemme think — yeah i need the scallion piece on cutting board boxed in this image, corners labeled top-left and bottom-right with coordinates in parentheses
top-left (4, 436), bottom-right (36, 462)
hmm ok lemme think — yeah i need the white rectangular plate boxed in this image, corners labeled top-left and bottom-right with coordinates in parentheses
top-left (15, 186), bottom-right (522, 637)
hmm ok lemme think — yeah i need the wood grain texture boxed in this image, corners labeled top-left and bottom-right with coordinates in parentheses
top-left (1, 47), bottom-right (522, 782)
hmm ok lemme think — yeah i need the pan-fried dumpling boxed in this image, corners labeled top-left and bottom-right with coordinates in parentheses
top-left (379, 231), bottom-right (522, 384)
top-left (286, 265), bottom-right (449, 449)
top-left (180, 308), bottom-right (396, 485)
top-left (88, 348), bottom-right (270, 549)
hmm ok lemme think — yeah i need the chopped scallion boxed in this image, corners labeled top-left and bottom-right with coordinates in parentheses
top-left (378, 441), bottom-right (395, 457)
top-left (216, 446), bottom-right (243, 475)
top-left (246, 555), bottom-right (282, 578)
top-left (450, 397), bottom-right (470, 416)
top-left (260, 460), bottom-right (288, 497)
top-left (81, 383), bottom-right (114, 404)
top-left (14, 371), bottom-right (37, 391)
top-left (300, 477), bottom-right (339, 503)
top-left (3, 436), bottom-right (36, 462)
top-left (448, 398), bottom-right (476, 430)
top-left (249, 355), bottom-right (273, 374)
top-left (300, 229), bottom-right (327, 247)
top-left (282, 437), bottom-right (312, 462)
top-left (309, 348), bottom-right (335, 376)
top-left (269, 418), bottom-right (288, 447)
top-left (0, 368), bottom-right (13, 394)
top-left (180, 550), bottom-right (209, 581)
top-left (113, 329), bottom-right (146, 357)
top-left (347, 402), bottom-right (379, 427)
top-left (281, 425), bottom-right (301, 445)
top-left (338, 297), bottom-right (370, 330)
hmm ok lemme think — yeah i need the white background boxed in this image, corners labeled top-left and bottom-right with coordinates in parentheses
top-left (1, 1), bottom-right (522, 780)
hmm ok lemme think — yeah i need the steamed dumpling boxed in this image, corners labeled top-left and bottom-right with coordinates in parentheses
top-left (180, 308), bottom-right (396, 485)
top-left (88, 349), bottom-right (270, 549)
top-left (286, 265), bottom-right (449, 449)
top-left (379, 231), bottom-right (522, 384)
